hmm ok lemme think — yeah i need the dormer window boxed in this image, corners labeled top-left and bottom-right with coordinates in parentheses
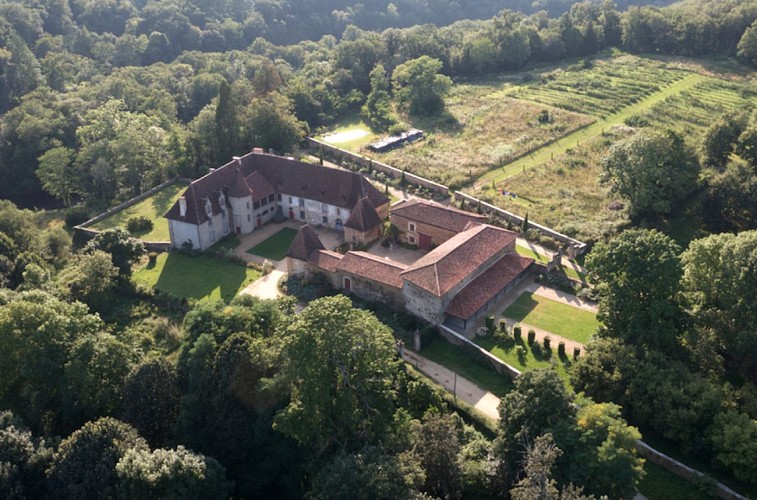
top-left (205, 199), bottom-right (212, 217)
top-left (218, 193), bottom-right (226, 210)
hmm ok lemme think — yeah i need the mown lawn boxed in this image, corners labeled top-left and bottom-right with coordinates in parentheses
top-left (420, 338), bottom-right (514, 398)
top-left (133, 252), bottom-right (262, 303)
top-left (91, 182), bottom-right (188, 241)
top-left (638, 462), bottom-right (715, 500)
top-left (246, 227), bottom-right (298, 261)
top-left (319, 114), bottom-right (379, 152)
top-left (503, 292), bottom-right (598, 344)
top-left (515, 243), bottom-right (550, 263)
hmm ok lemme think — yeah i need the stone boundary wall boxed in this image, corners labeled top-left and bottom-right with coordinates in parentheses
top-left (435, 324), bottom-right (746, 499)
top-left (454, 191), bottom-right (588, 256)
top-left (305, 137), bottom-right (449, 195)
top-left (74, 178), bottom-right (191, 249)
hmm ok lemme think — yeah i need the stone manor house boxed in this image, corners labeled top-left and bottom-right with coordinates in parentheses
top-left (166, 150), bottom-right (534, 329)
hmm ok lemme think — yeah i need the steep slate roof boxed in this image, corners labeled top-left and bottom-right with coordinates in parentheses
top-left (335, 251), bottom-right (406, 289)
top-left (344, 196), bottom-right (383, 232)
top-left (445, 253), bottom-right (533, 320)
top-left (400, 223), bottom-right (517, 297)
top-left (166, 151), bottom-right (389, 223)
top-left (286, 225), bottom-right (325, 261)
top-left (228, 167), bottom-right (253, 198)
top-left (391, 199), bottom-right (486, 232)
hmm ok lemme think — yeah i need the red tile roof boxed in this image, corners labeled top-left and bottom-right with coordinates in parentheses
top-left (445, 253), bottom-right (533, 320)
top-left (400, 223), bottom-right (517, 296)
top-left (165, 152), bottom-right (389, 224)
top-left (286, 225), bottom-right (325, 261)
top-left (309, 250), bottom-right (342, 272)
top-left (335, 251), bottom-right (406, 289)
top-left (344, 196), bottom-right (383, 232)
top-left (391, 199), bottom-right (486, 232)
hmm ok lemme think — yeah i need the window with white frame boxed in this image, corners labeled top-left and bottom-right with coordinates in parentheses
top-left (408, 235), bottom-right (416, 244)
top-left (408, 222), bottom-right (416, 232)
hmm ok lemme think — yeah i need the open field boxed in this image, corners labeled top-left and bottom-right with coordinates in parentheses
top-left (91, 182), bottom-right (187, 241)
top-left (133, 252), bottom-right (262, 303)
top-left (246, 227), bottom-right (298, 261)
top-left (502, 291), bottom-right (599, 344)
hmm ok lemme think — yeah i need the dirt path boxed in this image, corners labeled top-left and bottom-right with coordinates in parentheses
top-left (402, 350), bottom-right (501, 421)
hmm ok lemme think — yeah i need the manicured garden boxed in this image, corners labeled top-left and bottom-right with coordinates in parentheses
top-left (90, 182), bottom-right (188, 241)
top-left (133, 252), bottom-right (262, 303)
top-left (502, 292), bottom-right (598, 344)
top-left (246, 227), bottom-right (298, 260)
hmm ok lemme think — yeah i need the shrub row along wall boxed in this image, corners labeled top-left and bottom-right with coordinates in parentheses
top-left (435, 325), bottom-right (745, 499)
top-left (74, 177), bottom-right (191, 246)
top-left (454, 191), bottom-right (588, 256)
top-left (305, 137), bottom-right (450, 195)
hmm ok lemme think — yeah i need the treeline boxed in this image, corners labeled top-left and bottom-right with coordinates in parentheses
top-left (2, 0), bottom-right (757, 204)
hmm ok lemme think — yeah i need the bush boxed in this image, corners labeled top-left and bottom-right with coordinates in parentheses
top-left (543, 336), bottom-right (551, 350)
top-left (65, 206), bottom-right (90, 227)
top-left (527, 329), bottom-right (536, 345)
top-left (513, 325), bottom-right (522, 340)
top-left (498, 319), bottom-right (508, 333)
top-left (515, 345), bottom-right (527, 361)
top-left (147, 252), bottom-right (158, 265)
top-left (126, 216), bottom-right (153, 234)
top-left (531, 341), bottom-right (543, 357)
top-left (558, 342), bottom-right (566, 356)
top-left (573, 347), bottom-right (581, 359)
top-left (485, 315), bottom-right (495, 332)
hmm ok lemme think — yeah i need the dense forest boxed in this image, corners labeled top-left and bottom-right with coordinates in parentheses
top-left (3, 0), bottom-right (757, 498)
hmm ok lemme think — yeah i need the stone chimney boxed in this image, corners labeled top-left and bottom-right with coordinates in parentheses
top-left (232, 156), bottom-right (241, 166)
top-left (253, 147), bottom-right (264, 154)
top-left (179, 196), bottom-right (187, 217)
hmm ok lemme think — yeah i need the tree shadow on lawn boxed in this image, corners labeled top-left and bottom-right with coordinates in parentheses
top-left (503, 292), bottom-right (539, 322)
top-left (154, 253), bottom-right (248, 304)
top-left (149, 183), bottom-right (187, 218)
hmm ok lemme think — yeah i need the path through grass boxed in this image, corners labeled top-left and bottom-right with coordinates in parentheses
top-left (133, 252), bottom-right (262, 303)
top-left (475, 73), bottom-right (706, 186)
top-left (91, 182), bottom-right (188, 241)
top-left (246, 227), bottom-right (298, 261)
top-left (503, 292), bottom-right (598, 344)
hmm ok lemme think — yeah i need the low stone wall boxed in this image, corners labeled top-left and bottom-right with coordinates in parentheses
top-left (438, 324), bottom-right (522, 379)
top-left (454, 191), bottom-right (588, 256)
top-left (305, 137), bottom-right (449, 195)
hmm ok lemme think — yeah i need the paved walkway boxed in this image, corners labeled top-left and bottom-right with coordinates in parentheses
top-left (402, 350), bottom-right (501, 421)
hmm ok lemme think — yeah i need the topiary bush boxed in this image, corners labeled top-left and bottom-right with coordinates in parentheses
top-left (527, 329), bottom-right (536, 345)
top-left (498, 319), bottom-right (508, 333)
top-left (543, 336), bottom-right (551, 350)
top-left (126, 216), bottom-right (153, 234)
top-left (485, 315), bottom-right (495, 332)
top-left (513, 324), bottom-right (522, 341)
top-left (573, 347), bottom-right (581, 359)
top-left (558, 341), bottom-right (566, 356)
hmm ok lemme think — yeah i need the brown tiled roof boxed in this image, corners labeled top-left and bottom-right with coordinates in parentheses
top-left (400, 223), bottom-right (517, 296)
top-left (445, 253), bottom-right (533, 320)
top-left (229, 167), bottom-right (253, 198)
top-left (166, 151), bottom-right (390, 223)
top-left (391, 199), bottom-right (486, 232)
top-left (336, 251), bottom-right (406, 288)
top-left (286, 225), bottom-right (325, 261)
top-left (309, 250), bottom-right (342, 272)
top-left (344, 196), bottom-right (383, 232)
top-left (246, 171), bottom-right (275, 201)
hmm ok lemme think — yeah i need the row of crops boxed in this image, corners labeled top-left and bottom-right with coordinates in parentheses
top-left (510, 59), bottom-right (689, 117)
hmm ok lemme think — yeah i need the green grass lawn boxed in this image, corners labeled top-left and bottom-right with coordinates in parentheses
top-left (420, 338), bottom-right (514, 398)
top-left (133, 252), bottom-right (262, 303)
top-left (246, 227), bottom-right (298, 261)
top-left (91, 182), bottom-right (188, 241)
top-left (515, 243), bottom-right (549, 263)
top-left (319, 114), bottom-right (379, 152)
top-left (474, 336), bottom-right (574, 389)
top-left (503, 292), bottom-right (598, 344)
top-left (638, 462), bottom-right (716, 500)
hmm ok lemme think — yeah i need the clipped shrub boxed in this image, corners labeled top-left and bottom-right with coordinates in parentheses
top-left (498, 319), bottom-right (508, 333)
top-left (527, 329), bottom-right (536, 345)
top-left (515, 345), bottom-right (527, 360)
top-left (147, 252), bottom-right (158, 265)
top-left (543, 336), bottom-right (551, 350)
top-left (531, 341), bottom-right (543, 357)
top-left (573, 347), bottom-right (581, 359)
top-left (558, 341), bottom-right (566, 356)
top-left (513, 325), bottom-right (522, 340)
top-left (485, 315), bottom-right (495, 332)
top-left (126, 216), bottom-right (153, 234)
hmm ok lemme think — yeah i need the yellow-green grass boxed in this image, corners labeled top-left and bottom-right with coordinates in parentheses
top-left (91, 182), bottom-right (188, 241)
top-left (475, 72), bottom-right (706, 186)
top-left (515, 243), bottom-right (549, 263)
top-left (319, 115), bottom-right (379, 152)
top-left (638, 462), bottom-right (715, 500)
top-left (133, 252), bottom-right (261, 303)
top-left (474, 336), bottom-right (574, 389)
top-left (246, 227), bottom-right (298, 261)
top-left (503, 292), bottom-right (599, 344)
top-left (557, 262), bottom-right (587, 283)
top-left (420, 337), bottom-right (514, 398)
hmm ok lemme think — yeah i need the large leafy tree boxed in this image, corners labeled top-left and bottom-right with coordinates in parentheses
top-left (36, 146), bottom-right (83, 207)
top-left (682, 231), bottom-right (757, 382)
top-left (587, 228), bottom-right (683, 353)
top-left (411, 411), bottom-right (463, 498)
top-left (392, 56), bottom-right (452, 116)
top-left (83, 228), bottom-right (145, 280)
top-left (361, 64), bottom-right (396, 132)
top-left (600, 129), bottom-right (700, 219)
top-left (274, 295), bottom-right (400, 452)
